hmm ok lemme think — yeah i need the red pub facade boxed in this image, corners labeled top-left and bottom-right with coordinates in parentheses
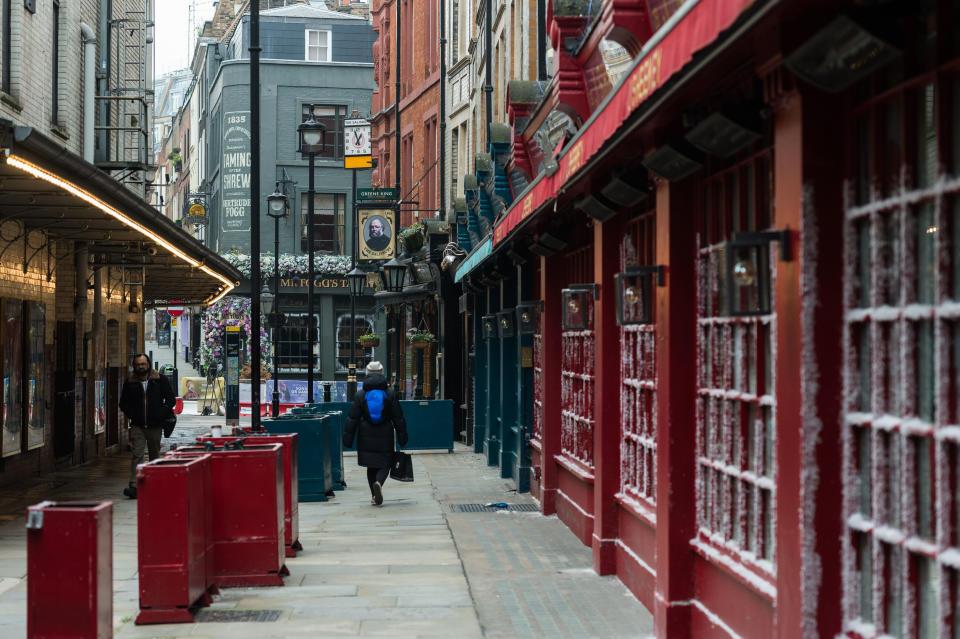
top-left (454, 0), bottom-right (960, 636)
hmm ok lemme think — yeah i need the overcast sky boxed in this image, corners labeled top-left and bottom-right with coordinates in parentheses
top-left (154, 0), bottom-right (217, 76)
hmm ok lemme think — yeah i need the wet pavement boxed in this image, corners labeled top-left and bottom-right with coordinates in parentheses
top-left (0, 412), bottom-right (654, 638)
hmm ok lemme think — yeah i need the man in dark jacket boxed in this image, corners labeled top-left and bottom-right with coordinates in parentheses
top-left (118, 353), bottom-right (175, 499)
top-left (343, 361), bottom-right (408, 505)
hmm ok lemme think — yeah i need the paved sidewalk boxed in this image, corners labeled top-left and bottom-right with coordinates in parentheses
top-left (0, 427), bottom-right (654, 638)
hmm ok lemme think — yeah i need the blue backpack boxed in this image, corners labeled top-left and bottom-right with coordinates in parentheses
top-left (365, 389), bottom-right (387, 424)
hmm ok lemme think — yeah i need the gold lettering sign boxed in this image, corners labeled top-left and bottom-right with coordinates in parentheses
top-left (521, 195), bottom-right (533, 220)
top-left (562, 139), bottom-right (585, 183)
top-left (628, 48), bottom-right (663, 112)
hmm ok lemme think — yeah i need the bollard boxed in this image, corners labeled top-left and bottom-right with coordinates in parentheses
top-left (168, 443), bottom-right (286, 587)
top-left (323, 383), bottom-right (331, 402)
top-left (136, 455), bottom-right (217, 624)
top-left (26, 501), bottom-right (112, 638)
top-left (197, 433), bottom-right (301, 557)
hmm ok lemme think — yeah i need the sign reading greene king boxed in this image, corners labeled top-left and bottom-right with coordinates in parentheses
top-left (357, 187), bottom-right (398, 201)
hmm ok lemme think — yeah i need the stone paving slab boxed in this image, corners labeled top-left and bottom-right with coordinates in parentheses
top-left (0, 417), bottom-right (654, 638)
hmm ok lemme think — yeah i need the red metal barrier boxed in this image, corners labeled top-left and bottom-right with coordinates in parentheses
top-left (239, 402), bottom-right (303, 417)
top-left (168, 443), bottom-right (286, 587)
top-left (136, 455), bottom-right (217, 624)
top-left (197, 434), bottom-right (301, 557)
top-left (26, 501), bottom-right (112, 638)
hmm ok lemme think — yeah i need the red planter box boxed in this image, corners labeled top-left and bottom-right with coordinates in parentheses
top-left (197, 434), bottom-right (301, 557)
top-left (26, 501), bottom-right (112, 638)
top-left (135, 455), bottom-right (217, 624)
top-left (168, 443), bottom-right (286, 587)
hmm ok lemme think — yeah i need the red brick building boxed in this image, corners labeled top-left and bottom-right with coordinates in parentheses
top-left (370, 0), bottom-right (442, 226)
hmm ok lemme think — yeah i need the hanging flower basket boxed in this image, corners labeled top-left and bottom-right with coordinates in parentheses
top-left (399, 223), bottom-right (425, 253)
top-left (358, 334), bottom-right (380, 348)
top-left (407, 331), bottom-right (435, 349)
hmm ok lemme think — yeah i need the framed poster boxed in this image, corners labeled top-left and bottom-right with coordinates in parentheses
top-left (221, 111), bottom-right (252, 233)
top-left (94, 380), bottom-right (105, 435)
top-left (358, 208), bottom-right (395, 261)
top-left (155, 310), bottom-right (171, 346)
top-left (2, 300), bottom-right (22, 457)
top-left (26, 302), bottom-right (45, 450)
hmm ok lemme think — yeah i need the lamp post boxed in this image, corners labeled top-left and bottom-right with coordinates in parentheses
top-left (380, 258), bottom-right (406, 393)
top-left (347, 267), bottom-right (365, 400)
top-left (266, 184), bottom-right (288, 417)
top-left (297, 115), bottom-right (326, 402)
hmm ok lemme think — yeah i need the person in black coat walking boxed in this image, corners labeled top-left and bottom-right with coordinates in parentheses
top-left (343, 361), bottom-right (408, 505)
top-left (118, 353), bottom-right (175, 499)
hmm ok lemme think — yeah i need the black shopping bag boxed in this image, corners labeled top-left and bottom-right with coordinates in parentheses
top-left (390, 451), bottom-right (414, 482)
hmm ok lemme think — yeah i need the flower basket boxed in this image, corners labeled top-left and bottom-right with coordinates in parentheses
top-left (406, 331), bottom-right (435, 349)
top-left (399, 223), bottom-right (425, 253)
top-left (358, 335), bottom-right (380, 348)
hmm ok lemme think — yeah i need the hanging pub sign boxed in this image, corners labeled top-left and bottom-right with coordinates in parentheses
top-left (221, 111), bottom-right (252, 234)
top-left (358, 207), bottom-right (396, 261)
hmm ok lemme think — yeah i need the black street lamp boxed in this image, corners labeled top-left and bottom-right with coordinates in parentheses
top-left (347, 267), bottom-right (366, 400)
top-left (297, 115), bottom-right (326, 402)
top-left (380, 257), bottom-right (406, 293)
top-left (266, 184), bottom-right (288, 417)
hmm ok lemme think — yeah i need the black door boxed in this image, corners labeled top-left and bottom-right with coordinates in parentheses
top-left (53, 321), bottom-right (75, 458)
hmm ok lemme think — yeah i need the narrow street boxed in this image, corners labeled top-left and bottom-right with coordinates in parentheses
top-left (0, 413), bottom-right (653, 638)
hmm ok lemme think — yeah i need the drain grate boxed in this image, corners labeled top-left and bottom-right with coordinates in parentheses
top-left (196, 609), bottom-right (282, 623)
top-left (453, 503), bottom-right (540, 513)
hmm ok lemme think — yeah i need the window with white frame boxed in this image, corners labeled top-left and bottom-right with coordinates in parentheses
top-left (305, 29), bottom-right (331, 62)
top-left (842, 6), bottom-right (960, 635)
top-left (300, 192), bottom-right (345, 255)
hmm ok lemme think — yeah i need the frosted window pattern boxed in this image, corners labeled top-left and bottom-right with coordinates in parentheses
top-left (696, 151), bottom-right (776, 574)
top-left (561, 246), bottom-right (595, 469)
top-left (620, 212), bottom-right (657, 506)
top-left (842, 57), bottom-right (960, 637)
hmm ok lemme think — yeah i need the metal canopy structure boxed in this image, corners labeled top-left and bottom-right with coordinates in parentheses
top-left (0, 123), bottom-right (240, 306)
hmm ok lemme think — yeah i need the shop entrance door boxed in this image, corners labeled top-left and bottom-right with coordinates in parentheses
top-left (53, 321), bottom-right (75, 459)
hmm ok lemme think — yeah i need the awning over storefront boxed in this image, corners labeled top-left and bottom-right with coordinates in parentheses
top-left (492, 0), bottom-right (761, 247)
top-left (453, 236), bottom-right (492, 283)
top-left (0, 123), bottom-right (241, 305)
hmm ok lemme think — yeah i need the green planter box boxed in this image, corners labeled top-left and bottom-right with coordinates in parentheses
top-left (317, 399), bottom-right (453, 453)
top-left (263, 412), bottom-right (333, 502)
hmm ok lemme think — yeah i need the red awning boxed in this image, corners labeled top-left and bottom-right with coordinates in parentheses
top-left (493, 0), bottom-right (759, 246)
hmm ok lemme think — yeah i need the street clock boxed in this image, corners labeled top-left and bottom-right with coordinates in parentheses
top-left (344, 119), bottom-right (372, 157)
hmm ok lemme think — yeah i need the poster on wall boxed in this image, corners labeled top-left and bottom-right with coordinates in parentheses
top-left (221, 111), bottom-right (252, 234)
top-left (26, 302), bottom-right (45, 450)
top-left (155, 310), bottom-right (171, 347)
top-left (94, 380), bottom-right (105, 435)
top-left (2, 300), bottom-right (22, 457)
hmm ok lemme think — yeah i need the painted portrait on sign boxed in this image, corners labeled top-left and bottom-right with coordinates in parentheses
top-left (358, 208), bottom-right (396, 260)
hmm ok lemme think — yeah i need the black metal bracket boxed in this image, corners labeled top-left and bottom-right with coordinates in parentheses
top-left (622, 265), bottom-right (666, 287)
top-left (730, 230), bottom-right (791, 262)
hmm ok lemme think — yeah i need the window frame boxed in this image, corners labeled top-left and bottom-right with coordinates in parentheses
top-left (299, 191), bottom-right (346, 255)
top-left (300, 103), bottom-right (346, 161)
top-left (304, 29), bottom-right (332, 63)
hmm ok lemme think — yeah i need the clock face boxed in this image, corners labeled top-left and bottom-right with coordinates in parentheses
top-left (345, 125), bottom-right (371, 156)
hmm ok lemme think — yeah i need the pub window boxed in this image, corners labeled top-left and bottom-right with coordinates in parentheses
top-left (301, 104), bottom-right (346, 160)
top-left (696, 149), bottom-right (776, 575)
top-left (335, 312), bottom-right (374, 374)
top-left (842, 5), bottom-right (960, 635)
top-left (300, 192), bottom-right (345, 254)
top-left (620, 209), bottom-right (658, 510)
top-left (275, 313), bottom-right (316, 374)
top-left (561, 245), bottom-right (595, 469)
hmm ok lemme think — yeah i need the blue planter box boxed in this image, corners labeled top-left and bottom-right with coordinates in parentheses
top-left (263, 413), bottom-right (333, 502)
top-left (315, 399), bottom-right (453, 453)
top-left (304, 404), bottom-right (347, 491)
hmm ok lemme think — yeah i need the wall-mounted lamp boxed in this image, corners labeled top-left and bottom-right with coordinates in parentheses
top-left (561, 284), bottom-right (598, 330)
top-left (497, 311), bottom-right (515, 337)
top-left (615, 265), bottom-right (665, 326)
top-left (641, 143), bottom-right (703, 182)
top-left (724, 230), bottom-right (790, 316)
top-left (482, 314), bottom-right (498, 339)
top-left (574, 193), bottom-right (619, 223)
top-left (686, 112), bottom-right (761, 158)
top-left (517, 300), bottom-right (544, 335)
top-left (601, 169), bottom-right (650, 208)
top-left (785, 15), bottom-right (900, 93)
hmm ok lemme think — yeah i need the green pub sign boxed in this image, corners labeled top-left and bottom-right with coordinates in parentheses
top-left (357, 187), bottom-right (398, 201)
